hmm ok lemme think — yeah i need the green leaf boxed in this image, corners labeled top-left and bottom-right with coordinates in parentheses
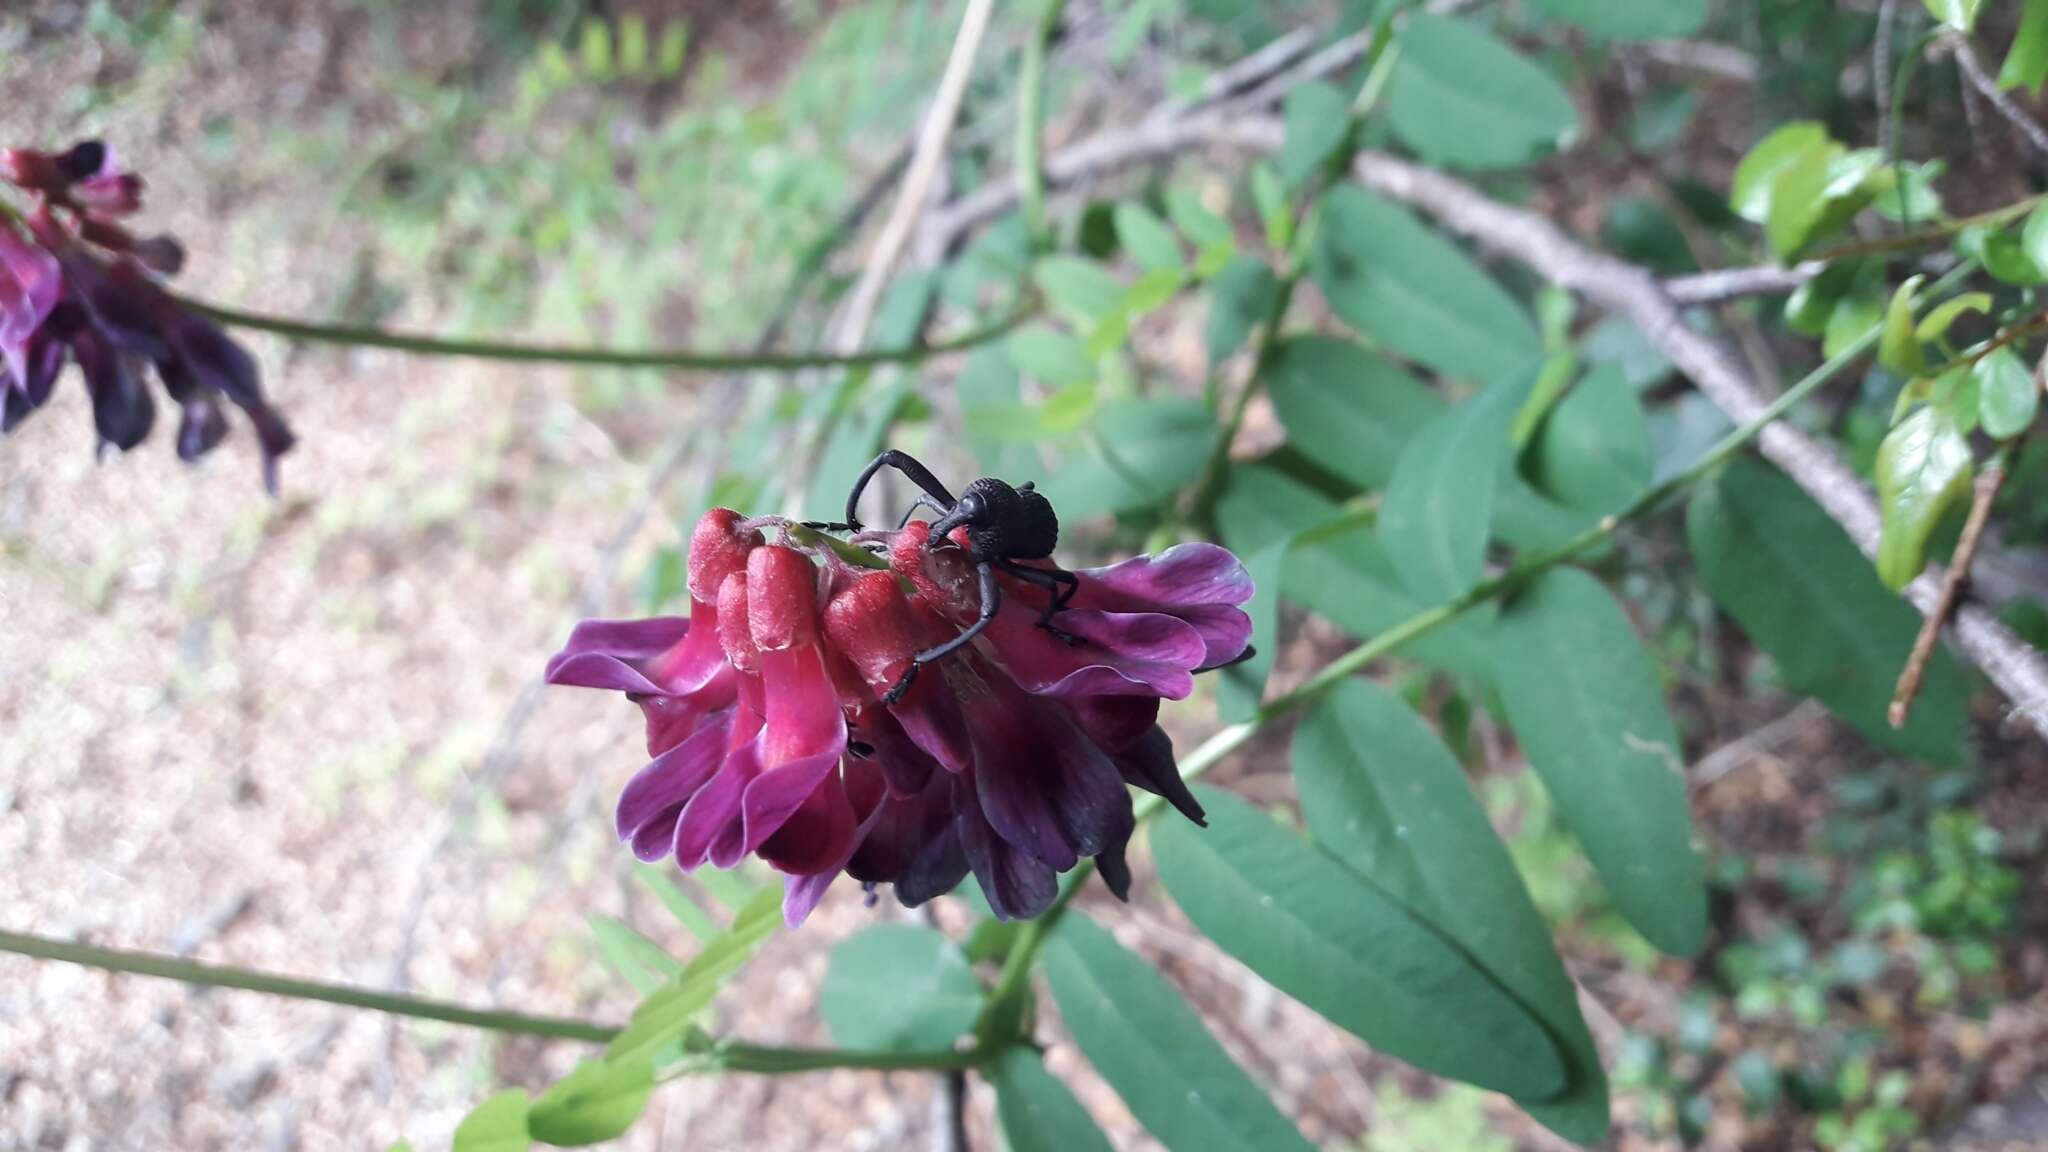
top-left (1999, 0), bottom-right (2048, 93)
top-left (821, 924), bottom-right (982, 1051)
top-left (1530, 365), bottom-right (1652, 519)
top-left (454, 1090), bottom-right (531, 1152)
top-left (1312, 186), bottom-right (1540, 382)
top-left (1156, 787), bottom-right (1567, 1099)
top-left (527, 1058), bottom-right (655, 1147)
top-left (604, 887), bottom-right (781, 1067)
top-left (1166, 185), bottom-right (1235, 250)
top-left (2023, 203), bottom-right (2048, 273)
top-left (956, 347), bottom-right (1034, 477)
top-left (1732, 123), bottom-right (1830, 224)
top-left (989, 1049), bottom-right (1116, 1152)
top-left (589, 916), bottom-right (682, 995)
top-left (1037, 396), bottom-right (1218, 521)
top-left (1493, 568), bottom-right (1707, 957)
top-left (1277, 81), bottom-right (1353, 188)
top-left (1823, 277), bottom-right (1887, 361)
top-left (1875, 404), bottom-right (1975, 590)
top-left (1115, 203), bottom-right (1186, 274)
top-left (1265, 337), bottom-right (1443, 489)
top-left (1388, 14), bottom-right (1579, 171)
top-left (1976, 346), bottom-right (2042, 439)
top-left (1763, 139), bottom-right (1835, 259)
top-left (1251, 163), bottom-right (1292, 251)
top-left (1006, 326), bottom-right (1099, 388)
top-left (1034, 257), bottom-right (1126, 326)
top-left (1205, 253), bottom-right (1279, 364)
top-left (1688, 456), bottom-right (1968, 763)
top-left (1879, 276), bottom-right (1928, 377)
top-left (1915, 293), bottom-right (1992, 343)
top-left (805, 375), bottom-right (914, 523)
top-left (1527, 0), bottom-right (1706, 38)
top-left (1924, 0), bottom-right (1983, 33)
top-left (1295, 680), bottom-right (1609, 1144)
top-left (1043, 911), bottom-right (1315, 1152)
top-left (1379, 375), bottom-right (1525, 601)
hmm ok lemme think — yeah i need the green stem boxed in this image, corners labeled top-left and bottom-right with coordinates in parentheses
top-left (707, 1041), bottom-right (992, 1075)
top-left (180, 297), bottom-right (1029, 372)
top-left (988, 256), bottom-right (1983, 975)
top-left (0, 928), bottom-right (619, 1043)
top-left (1016, 0), bottom-right (1071, 246)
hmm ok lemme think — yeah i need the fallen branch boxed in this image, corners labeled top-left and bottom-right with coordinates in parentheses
top-left (1950, 33), bottom-right (2048, 163)
top-left (923, 113), bottom-right (2048, 739)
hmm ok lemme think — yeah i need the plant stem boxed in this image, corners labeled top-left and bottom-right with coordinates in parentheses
top-left (0, 928), bottom-right (619, 1043)
top-left (1890, 459), bottom-right (2008, 727)
top-left (987, 256), bottom-right (1982, 974)
top-left (709, 1041), bottom-right (992, 1075)
top-left (180, 297), bottom-right (1029, 373)
top-left (1017, 0), bottom-right (1071, 246)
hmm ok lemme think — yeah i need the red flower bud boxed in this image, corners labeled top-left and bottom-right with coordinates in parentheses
top-left (747, 545), bottom-right (819, 651)
top-left (714, 572), bottom-right (757, 673)
top-left (824, 572), bottom-right (920, 692)
top-left (687, 508), bottom-right (761, 603)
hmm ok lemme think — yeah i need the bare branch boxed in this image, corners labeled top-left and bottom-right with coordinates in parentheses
top-left (1950, 32), bottom-right (2048, 162)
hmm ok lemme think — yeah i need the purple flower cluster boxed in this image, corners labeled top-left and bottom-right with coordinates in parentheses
top-left (1, 141), bottom-right (294, 489)
top-left (547, 508), bottom-right (1254, 925)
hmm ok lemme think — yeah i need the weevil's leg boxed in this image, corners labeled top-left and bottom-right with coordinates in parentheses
top-left (844, 449), bottom-right (957, 531)
top-left (801, 520), bottom-right (858, 533)
top-left (994, 559), bottom-right (1082, 644)
top-left (881, 561), bottom-right (1000, 705)
top-left (896, 494), bottom-right (952, 530)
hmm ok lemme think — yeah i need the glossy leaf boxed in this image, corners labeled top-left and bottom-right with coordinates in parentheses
top-left (1732, 123), bottom-right (1829, 224)
top-left (454, 1090), bottom-right (532, 1152)
top-left (821, 924), bottom-right (982, 1051)
top-left (1205, 253), bottom-right (1279, 364)
top-left (1879, 277), bottom-right (1927, 377)
top-left (1295, 680), bottom-right (1609, 1144)
top-left (1157, 785), bottom-right (1567, 1099)
top-left (1763, 139), bottom-right (1834, 259)
top-left (1530, 365), bottom-right (1652, 518)
top-left (527, 1058), bottom-right (654, 1147)
top-left (1379, 375), bottom-right (1525, 602)
top-left (1042, 911), bottom-right (1316, 1152)
top-left (1689, 457), bottom-right (1968, 761)
top-left (1494, 568), bottom-right (1707, 957)
top-left (1875, 405), bottom-right (1975, 591)
top-left (1977, 346), bottom-right (2042, 439)
top-left (1999, 0), bottom-right (2048, 93)
top-left (1388, 14), bottom-right (1579, 171)
top-left (1312, 186), bottom-right (1540, 383)
top-left (1277, 81), bottom-right (1352, 188)
top-left (1914, 293), bottom-right (1991, 343)
top-left (1115, 203), bottom-right (1186, 274)
top-left (1528, 0), bottom-right (1706, 38)
top-left (989, 1049), bottom-right (1116, 1152)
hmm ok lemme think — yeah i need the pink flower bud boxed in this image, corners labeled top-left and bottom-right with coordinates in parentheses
top-left (824, 572), bottom-right (920, 692)
top-left (714, 572), bottom-right (757, 673)
top-left (746, 545), bottom-right (819, 652)
top-left (686, 508), bottom-right (760, 603)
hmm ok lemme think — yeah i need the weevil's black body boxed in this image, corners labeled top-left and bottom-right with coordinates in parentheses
top-left (831, 449), bottom-right (1082, 703)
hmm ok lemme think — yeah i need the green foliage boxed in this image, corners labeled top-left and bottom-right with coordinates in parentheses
top-left (453, 1090), bottom-right (532, 1152)
top-left (1874, 404), bottom-right (1975, 590)
top-left (1526, 0), bottom-right (1707, 39)
top-left (989, 1049), bottom-right (1117, 1152)
top-left (527, 1059), bottom-right (655, 1147)
top-left (1042, 911), bottom-right (1316, 1152)
top-left (2000, 0), bottom-right (2048, 92)
top-left (1976, 348), bottom-right (2042, 440)
top-left (821, 924), bottom-right (983, 1050)
top-left (1731, 123), bottom-right (1895, 259)
top-left (1154, 786), bottom-right (1567, 1098)
top-left (1378, 375), bottom-right (1524, 601)
top-left (1387, 14), bottom-right (1579, 171)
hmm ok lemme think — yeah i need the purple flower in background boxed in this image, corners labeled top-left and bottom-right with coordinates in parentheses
top-left (0, 140), bottom-right (294, 490)
top-left (548, 503), bottom-right (1254, 926)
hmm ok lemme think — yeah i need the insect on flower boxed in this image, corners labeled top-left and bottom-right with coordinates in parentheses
top-left (548, 461), bottom-right (1257, 925)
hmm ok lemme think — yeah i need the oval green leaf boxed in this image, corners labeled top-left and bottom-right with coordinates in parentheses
top-left (1205, 253), bottom-right (1279, 364)
top-left (1154, 787), bottom-right (1567, 1100)
top-left (527, 1058), bottom-right (654, 1147)
top-left (1732, 122), bottom-right (1828, 224)
top-left (1114, 202), bottom-right (1186, 275)
top-left (1379, 374), bottom-right (1526, 602)
top-left (1310, 186), bottom-right (1539, 383)
top-left (1042, 911), bottom-right (1315, 1152)
top-left (1388, 14), bottom-right (1579, 171)
top-left (1879, 276), bottom-right (1928, 377)
top-left (1687, 455), bottom-right (1968, 764)
top-left (454, 1089), bottom-right (532, 1152)
top-left (821, 923), bottom-right (983, 1051)
top-left (1493, 568), bottom-right (1707, 957)
top-left (1278, 81), bottom-right (1352, 188)
top-left (1265, 337), bottom-right (1444, 490)
top-left (1530, 364), bottom-right (1652, 518)
top-left (989, 1048), bottom-right (1116, 1152)
top-left (1295, 679), bottom-right (1609, 1145)
top-left (1875, 404), bottom-right (1975, 591)
top-left (1976, 346), bottom-right (2042, 439)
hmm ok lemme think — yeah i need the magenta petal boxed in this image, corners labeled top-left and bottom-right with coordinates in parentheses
top-left (1180, 603), bottom-right (1257, 670)
top-left (631, 811), bottom-right (684, 862)
top-left (738, 748), bottom-right (842, 858)
top-left (558, 616), bottom-right (691, 663)
top-left (986, 606), bottom-right (1206, 700)
top-left (1072, 543), bottom-right (1255, 610)
top-left (849, 706), bottom-right (940, 798)
top-left (732, 644), bottom-right (847, 858)
top-left (674, 744), bottom-right (754, 870)
top-left (779, 783), bottom-right (887, 927)
top-left (615, 711), bottom-right (733, 842)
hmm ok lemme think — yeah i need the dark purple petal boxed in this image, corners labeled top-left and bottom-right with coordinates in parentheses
top-left (1112, 725), bottom-right (1205, 827)
top-left (544, 606), bottom-right (731, 706)
top-left (73, 325), bottom-right (153, 451)
top-left (22, 326), bottom-right (65, 406)
top-left (849, 770), bottom-right (967, 904)
top-left (62, 254), bottom-right (168, 359)
top-left (1071, 543), bottom-right (1256, 610)
top-left (674, 743), bottom-right (754, 870)
top-left (961, 660), bottom-right (1134, 872)
top-left (1, 379), bottom-right (33, 434)
top-left (1096, 842), bottom-right (1133, 902)
top-left (848, 705), bottom-right (939, 798)
top-left (957, 786), bottom-right (1058, 922)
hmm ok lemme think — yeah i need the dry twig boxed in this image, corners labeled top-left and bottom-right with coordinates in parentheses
top-left (1891, 466), bottom-right (2009, 728)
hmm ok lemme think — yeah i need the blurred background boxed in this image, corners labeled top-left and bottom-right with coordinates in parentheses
top-left (3, 2), bottom-right (2047, 1150)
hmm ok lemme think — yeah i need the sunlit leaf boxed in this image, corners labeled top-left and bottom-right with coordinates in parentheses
top-left (528, 1058), bottom-right (654, 1147)
top-left (1033, 257), bottom-right (1126, 326)
top-left (1976, 346), bottom-right (2042, 439)
top-left (1006, 326), bottom-right (1098, 388)
top-left (453, 1090), bottom-right (531, 1152)
top-left (1924, 0), bottom-right (1983, 33)
top-left (1914, 293), bottom-right (1991, 343)
top-left (1732, 122), bottom-right (1828, 224)
top-left (1875, 404), bottom-right (1975, 590)
top-left (1879, 276), bottom-right (1927, 377)
top-left (604, 887), bottom-right (781, 1066)
top-left (2000, 0), bottom-right (2048, 93)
